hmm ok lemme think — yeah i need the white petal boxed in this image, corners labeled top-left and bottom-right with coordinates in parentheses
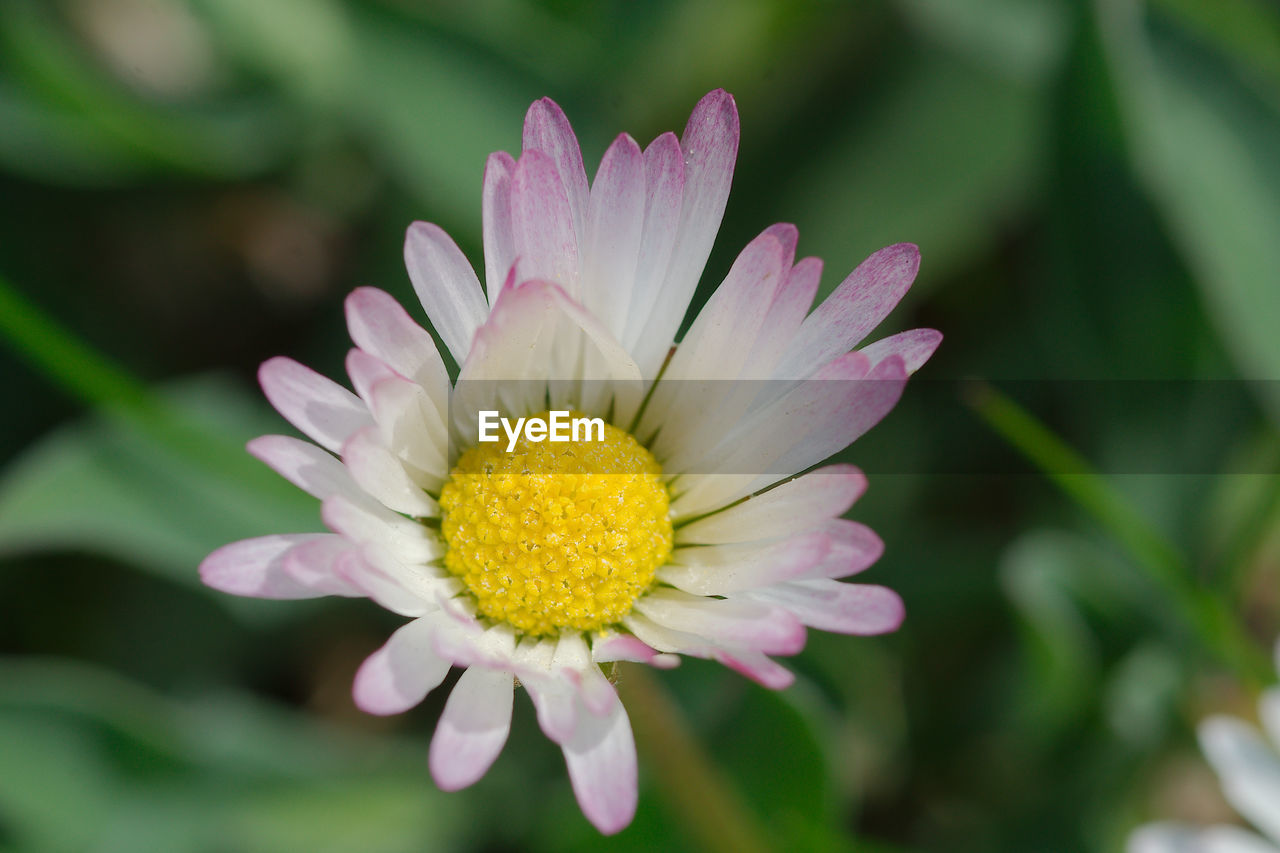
top-left (659, 531), bottom-right (829, 595)
top-left (676, 464), bottom-right (866, 543)
top-left (258, 357), bottom-right (370, 453)
top-left (429, 667), bottom-right (514, 791)
top-left (562, 699), bottom-right (637, 836)
top-left (353, 614), bottom-right (453, 715)
top-left (404, 222), bottom-right (488, 366)
top-left (320, 493), bottom-right (441, 564)
top-left (341, 426), bottom-right (439, 517)
top-left (635, 587), bottom-right (805, 655)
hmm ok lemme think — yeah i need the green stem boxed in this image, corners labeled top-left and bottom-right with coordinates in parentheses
top-left (617, 665), bottom-right (774, 853)
top-left (967, 381), bottom-right (1271, 687)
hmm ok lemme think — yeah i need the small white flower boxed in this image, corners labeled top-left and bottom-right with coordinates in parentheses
top-left (201, 90), bottom-right (938, 833)
top-left (1130, 640), bottom-right (1280, 853)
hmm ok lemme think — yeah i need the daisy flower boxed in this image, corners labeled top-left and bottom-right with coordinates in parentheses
top-left (1129, 640), bottom-right (1280, 853)
top-left (200, 89), bottom-right (940, 834)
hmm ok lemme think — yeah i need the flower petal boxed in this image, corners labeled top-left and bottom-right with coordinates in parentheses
top-left (562, 699), bottom-right (638, 836)
top-left (1200, 716), bottom-right (1280, 842)
top-left (773, 243), bottom-right (920, 379)
top-left (258, 357), bottom-right (370, 453)
top-left (583, 133), bottom-right (645, 342)
top-left (630, 89), bottom-right (740, 378)
top-left (429, 667), bottom-right (515, 791)
top-left (341, 426), bottom-right (439, 518)
top-left (748, 580), bottom-right (905, 635)
top-left (857, 327), bottom-right (943, 375)
top-left (522, 97), bottom-right (590, 252)
top-left (482, 151), bottom-right (517, 300)
top-left (635, 587), bottom-right (806, 655)
top-left (591, 634), bottom-right (680, 669)
top-left (677, 464), bottom-right (866, 543)
top-left (281, 535), bottom-right (365, 596)
top-left (404, 221), bottom-right (488, 366)
top-left (511, 149), bottom-right (580, 293)
top-left (353, 614), bottom-right (453, 715)
top-left (199, 534), bottom-right (329, 599)
top-left (247, 434), bottom-right (360, 503)
top-left (344, 287), bottom-right (449, 402)
top-left (621, 131), bottom-right (684, 357)
top-left (660, 531), bottom-right (829, 595)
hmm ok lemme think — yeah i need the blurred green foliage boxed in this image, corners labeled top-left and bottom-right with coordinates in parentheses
top-left (1, 0), bottom-right (1279, 851)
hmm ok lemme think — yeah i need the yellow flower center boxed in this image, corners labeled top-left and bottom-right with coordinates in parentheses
top-left (439, 411), bottom-right (672, 637)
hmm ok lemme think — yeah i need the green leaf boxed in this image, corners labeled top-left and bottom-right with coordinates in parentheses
top-left (781, 46), bottom-right (1050, 296)
top-left (0, 376), bottom-right (317, 591)
top-left (1101, 1), bottom-right (1280, 420)
top-left (0, 656), bottom-right (462, 853)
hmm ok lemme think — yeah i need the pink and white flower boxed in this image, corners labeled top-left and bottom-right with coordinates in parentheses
top-left (200, 89), bottom-right (939, 834)
top-left (1129, 640), bottom-right (1280, 853)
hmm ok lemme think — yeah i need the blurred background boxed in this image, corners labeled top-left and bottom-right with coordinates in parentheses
top-left (2, 0), bottom-right (1279, 851)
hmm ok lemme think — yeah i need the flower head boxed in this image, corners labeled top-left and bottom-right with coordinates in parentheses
top-left (200, 90), bottom-right (940, 834)
top-left (1129, 640), bottom-right (1280, 853)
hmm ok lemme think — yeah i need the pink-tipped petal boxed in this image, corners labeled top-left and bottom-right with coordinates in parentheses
top-left (751, 580), bottom-right (905, 635)
top-left (801, 520), bottom-right (885, 580)
top-left (761, 354), bottom-right (907, 486)
top-left (481, 151), bottom-right (517, 300)
top-left (281, 536), bottom-right (364, 596)
top-left (660, 532), bottom-right (830, 595)
top-left (636, 588), bottom-right (806, 655)
top-left (858, 328), bottom-right (943, 375)
top-left (345, 348), bottom-right (399, 408)
top-left (678, 464), bottom-right (867, 544)
top-left (404, 222), bottom-right (488, 366)
top-left (716, 650), bottom-right (795, 690)
top-left (592, 634), bottom-right (679, 669)
top-left (353, 615), bottom-right (452, 715)
top-left (199, 534), bottom-right (327, 599)
top-left (631, 89), bottom-right (740, 377)
top-left (562, 700), bottom-right (637, 835)
top-left (744, 256), bottom-right (822, 378)
top-left (511, 150), bottom-right (580, 292)
top-left (623, 131), bottom-right (684, 355)
top-left (774, 243), bottom-right (920, 379)
top-left (344, 287), bottom-right (449, 400)
top-left (247, 434), bottom-right (359, 502)
top-left (583, 132), bottom-right (646, 339)
top-left (258, 357), bottom-right (370, 454)
top-left (429, 667), bottom-right (515, 791)
top-left (522, 97), bottom-right (590, 249)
